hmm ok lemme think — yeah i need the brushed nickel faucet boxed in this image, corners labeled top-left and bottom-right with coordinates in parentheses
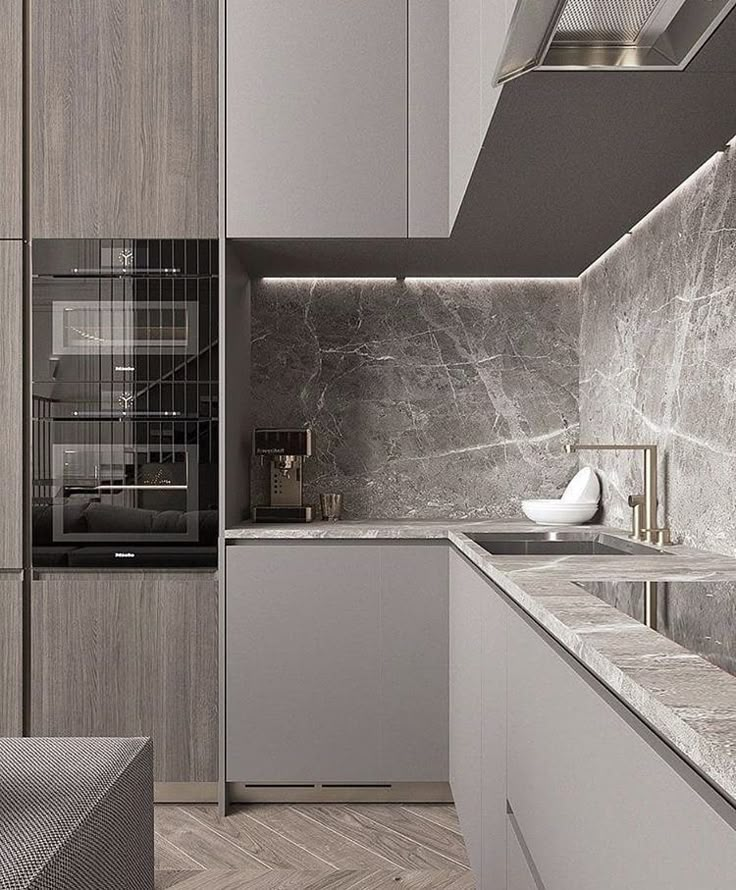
top-left (564, 443), bottom-right (671, 546)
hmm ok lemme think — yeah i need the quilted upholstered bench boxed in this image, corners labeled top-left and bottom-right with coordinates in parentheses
top-left (0, 737), bottom-right (154, 890)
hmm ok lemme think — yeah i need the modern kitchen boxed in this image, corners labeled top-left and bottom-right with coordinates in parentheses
top-left (4, 1), bottom-right (736, 888)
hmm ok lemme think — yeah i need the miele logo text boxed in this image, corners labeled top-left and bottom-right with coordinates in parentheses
top-left (260, 447), bottom-right (286, 454)
top-left (114, 552), bottom-right (135, 558)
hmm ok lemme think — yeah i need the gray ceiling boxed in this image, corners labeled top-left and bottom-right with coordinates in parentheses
top-left (238, 11), bottom-right (736, 278)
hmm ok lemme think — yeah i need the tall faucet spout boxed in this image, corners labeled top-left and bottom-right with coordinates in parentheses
top-left (565, 442), bottom-right (667, 545)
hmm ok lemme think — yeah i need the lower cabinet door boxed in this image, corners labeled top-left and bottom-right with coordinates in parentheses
top-left (507, 815), bottom-right (540, 890)
top-left (30, 571), bottom-right (218, 782)
top-left (226, 541), bottom-right (449, 784)
top-left (507, 608), bottom-right (736, 890)
top-left (450, 550), bottom-right (508, 890)
top-left (0, 576), bottom-right (23, 736)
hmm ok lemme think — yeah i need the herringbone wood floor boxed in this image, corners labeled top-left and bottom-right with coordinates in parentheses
top-left (154, 804), bottom-right (475, 889)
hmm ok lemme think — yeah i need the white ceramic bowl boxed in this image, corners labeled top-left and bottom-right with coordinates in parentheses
top-left (521, 498), bottom-right (598, 526)
top-left (562, 466), bottom-right (600, 504)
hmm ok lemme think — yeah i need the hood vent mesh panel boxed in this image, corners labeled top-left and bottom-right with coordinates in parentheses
top-left (556, 0), bottom-right (660, 44)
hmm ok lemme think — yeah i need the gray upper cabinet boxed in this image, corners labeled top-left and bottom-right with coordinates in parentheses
top-left (226, 541), bottom-right (448, 784)
top-left (0, 0), bottom-right (22, 237)
top-left (0, 242), bottom-right (23, 570)
top-left (226, 0), bottom-right (408, 238)
top-left (30, 572), bottom-right (218, 783)
top-left (409, 0), bottom-right (507, 236)
top-left (32, 0), bottom-right (218, 238)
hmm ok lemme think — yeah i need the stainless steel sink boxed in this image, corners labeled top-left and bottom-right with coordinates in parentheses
top-left (466, 531), bottom-right (668, 556)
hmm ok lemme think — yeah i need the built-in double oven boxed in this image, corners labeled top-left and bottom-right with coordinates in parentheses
top-left (32, 239), bottom-right (218, 567)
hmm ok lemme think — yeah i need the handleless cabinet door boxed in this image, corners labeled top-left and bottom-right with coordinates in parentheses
top-left (0, 0), bottom-right (22, 237)
top-left (380, 542), bottom-right (449, 781)
top-left (227, 543), bottom-right (384, 783)
top-left (0, 242), bottom-right (22, 569)
top-left (32, 0), bottom-right (217, 238)
top-left (30, 572), bottom-right (218, 782)
top-left (226, 0), bottom-right (408, 237)
top-left (449, 551), bottom-right (483, 882)
top-left (0, 576), bottom-right (23, 736)
top-left (507, 609), bottom-right (736, 890)
top-left (449, 550), bottom-right (507, 890)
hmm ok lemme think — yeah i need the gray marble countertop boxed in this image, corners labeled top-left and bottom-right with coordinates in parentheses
top-left (226, 518), bottom-right (736, 805)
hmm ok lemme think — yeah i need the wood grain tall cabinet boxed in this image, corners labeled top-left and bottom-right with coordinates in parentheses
top-left (23, 0), bottom-right (220, 795)
top-left (31, 0), bottom-right (218, 238)
top-left (0, 0), bottom-right (24, 738)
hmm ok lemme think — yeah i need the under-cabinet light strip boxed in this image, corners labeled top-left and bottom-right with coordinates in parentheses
top-left (583, 131), bottom-right (736, 276)
top-left (258, 276), bottom-right (577, 282)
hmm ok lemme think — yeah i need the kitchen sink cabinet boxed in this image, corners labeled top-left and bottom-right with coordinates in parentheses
top-left (30, 571), bottom-right (218, 784)
top-left (507, 607), bottom-right (736, 890)
top-left (32, 0), bottom-right (218, 238)
top-left (0, 241), bottom-right (22, 570)
top-left (0, 576), bottom-right (23, 736)
top-left (0, 0), bottom-right (22, 237)
top-left (226, 541), bottom-right (449, 784)
top-left (449, 550), bottom-right (506, 890)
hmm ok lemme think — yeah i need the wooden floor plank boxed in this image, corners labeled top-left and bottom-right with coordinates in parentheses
top-left (182, 805), bottom-right (337, 871)
top-left (347, 804), bottom-right (470, 867)
top-left (235, 804), bottom-right (395, 869)
top-left (401, 805), bottom-right (463, 835)
top-left (154, 831), bottom-right (206, 871)
top-left (291, 805), bottom-right (468, 870)
top-left (154, 872), bottom-right (202, 890)
top-left (154, 806), bottom-right (273, 871)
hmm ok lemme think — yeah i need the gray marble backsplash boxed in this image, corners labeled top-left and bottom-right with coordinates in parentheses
top-left (251, 278), bottom-right (580, 519)
top-left (579, 144), bottom-right (736, 555)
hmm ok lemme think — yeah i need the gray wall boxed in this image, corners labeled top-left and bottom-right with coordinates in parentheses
top-left (579, 144), bottom-right (736, 555)
top-left (251, 278), bottom-right (580, 519)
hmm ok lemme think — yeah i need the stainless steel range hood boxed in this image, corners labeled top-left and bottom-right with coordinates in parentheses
top-left (494, 0), bottom-right (736, 82)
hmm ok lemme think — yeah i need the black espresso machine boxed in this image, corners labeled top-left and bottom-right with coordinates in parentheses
top-left (252, 428), bottom-right (313, 522)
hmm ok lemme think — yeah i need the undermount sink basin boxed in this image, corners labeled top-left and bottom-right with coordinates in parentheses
top-left (466, 531), bottom-right (668, 557)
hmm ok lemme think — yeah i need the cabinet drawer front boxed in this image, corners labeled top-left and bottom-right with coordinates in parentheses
top-left (508, 609), bottom-right (736, 890)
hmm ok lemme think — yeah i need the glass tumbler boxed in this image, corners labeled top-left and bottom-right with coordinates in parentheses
top-left (319, 493), bottom-right (343, 521)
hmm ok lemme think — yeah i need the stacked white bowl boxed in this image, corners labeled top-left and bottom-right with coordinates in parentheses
top-left (521, 466), bottom-right (600, 525)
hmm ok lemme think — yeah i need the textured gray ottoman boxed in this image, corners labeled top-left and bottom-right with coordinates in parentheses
top-left (0, 737), bottom-right (154, 890)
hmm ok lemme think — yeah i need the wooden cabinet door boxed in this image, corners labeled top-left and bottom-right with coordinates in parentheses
top-left (226, 0), bottom-right (408, 237)
top-left (507, 608), bottom-right (736, 890)
top-left (30, 572), bottom-right (218, 782)
top-left (0, 576), bottom-right (23, 736)
top-left (0, 242), bottom-right (22, 569)
top-left (0, 0), bottom-right (22, 237)
top-left (32, 0), bottom-right (217, 238)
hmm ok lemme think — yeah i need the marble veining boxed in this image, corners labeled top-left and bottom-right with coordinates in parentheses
top-left (251, 279), bottom-right (580, 519)
top-left (579, 143), bottom-right (736, 556)
top-left (226, 519), bottom-right (736, 804)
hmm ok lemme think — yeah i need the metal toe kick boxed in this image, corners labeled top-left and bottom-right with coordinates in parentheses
top-left (228, 782), bottom-right (453, 804)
